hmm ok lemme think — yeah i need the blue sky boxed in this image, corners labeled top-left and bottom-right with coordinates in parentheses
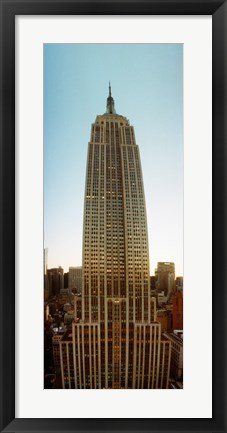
top-left (44, 43), bottom-right (183, 276)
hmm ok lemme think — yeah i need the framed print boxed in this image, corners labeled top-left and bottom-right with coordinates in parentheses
top-left (0, 1), bottom-right (226, 433)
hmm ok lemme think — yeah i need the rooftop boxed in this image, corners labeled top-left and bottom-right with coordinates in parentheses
top-left (163, 331), bottom-right (183, 344)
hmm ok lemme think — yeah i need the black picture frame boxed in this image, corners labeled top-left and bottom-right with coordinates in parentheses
top-left (0, 1), bottom-right (226, 432)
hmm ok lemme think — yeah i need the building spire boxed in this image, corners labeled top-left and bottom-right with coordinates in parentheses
top-left (106, 82), bottom-right (116, 114)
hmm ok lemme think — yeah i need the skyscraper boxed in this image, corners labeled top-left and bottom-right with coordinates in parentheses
top-left (47, 266), bottom-right (64, 297)
top-left (155, 262), bottom-right (175, 298)
top-left (60, 86), bottom-right (171, 389)
top-left (83, 84), bottom-right (150, 321)
top-left (68, 266), bottom-right (82, 294)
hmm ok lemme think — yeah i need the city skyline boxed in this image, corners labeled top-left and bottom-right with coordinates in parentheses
top-left (44, 43), bottom-right (183, 276)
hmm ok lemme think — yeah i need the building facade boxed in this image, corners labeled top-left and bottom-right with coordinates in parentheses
top-left (163, 330), bottom-right (183, 380)
top-left (60, 86), bottom-right (171, 389)
top-left (155, 262), bottom-right (175, 298)
top-left (156, 309), bottom-right (172, 332)
top-left (68, 266), bottom-right (82, 294)
top-left (172, 290), bottom-right (183, 330)
top-left (47, 267), bottom-right (64, 297)
top-left (58, 295), bottom-right (171, 389)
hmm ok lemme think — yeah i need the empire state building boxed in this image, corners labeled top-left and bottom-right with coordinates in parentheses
top-left (59, 86), bottom-right (171, 389)
top-left (83, 84), bottom-right (150, 325)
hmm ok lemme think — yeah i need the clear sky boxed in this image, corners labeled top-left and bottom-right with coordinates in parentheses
top-left (44, 43), bottom-right (183, 276)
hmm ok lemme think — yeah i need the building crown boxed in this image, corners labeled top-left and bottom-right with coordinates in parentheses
top-left (105, 82), bottom-right (116, 115)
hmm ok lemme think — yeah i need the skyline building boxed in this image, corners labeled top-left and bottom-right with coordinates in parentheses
top-left (47, 266), bottom-right (64, 297)
top-left (59, 86), bottom-right (171, 389)
top-left (68, 266), bottom-right (82, 294)
top-left (155, 262), bottom-right (175, 298)
top-left (82, 84), bottom-right (150, 323)
top-left (172, 290), bottom-right (183, 330)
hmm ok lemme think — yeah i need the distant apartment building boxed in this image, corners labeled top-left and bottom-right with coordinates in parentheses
top-left (175, 276), bottom-right (183, 291)
top-left (68, 266), bottom-right (82, 294)
top-left (150, 275), bottom-right (156, 291)
top-left (155, 262), bottom-right (175, 298)
top-left (172, 290), bottom-right (183, 330)
top-left (47, 267), bottom-right (64, 296)
top-left (64, 272), bottom-right (69, 289)
top-left (157, 290), bottom-right (168, 307)
top-left (156, 309), bottom-right (172, 332)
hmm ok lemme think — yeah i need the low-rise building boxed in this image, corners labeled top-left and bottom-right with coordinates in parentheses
top-left (157, 291), bottom-right (168, 307)
top-left (172, 290), bottom-right (183, 330)
top-left (163, 330), bottom-right (183, 380)
top-left (156, 309), bottom-right (172, 332)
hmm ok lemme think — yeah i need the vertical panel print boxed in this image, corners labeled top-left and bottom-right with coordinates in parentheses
top-left (44, 44), bottom-right (183, 390)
